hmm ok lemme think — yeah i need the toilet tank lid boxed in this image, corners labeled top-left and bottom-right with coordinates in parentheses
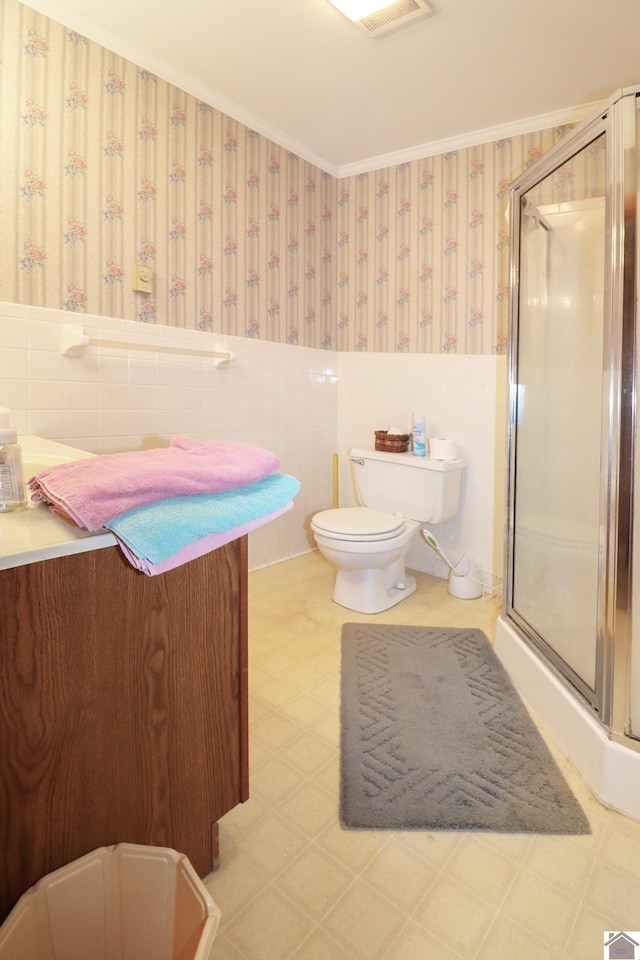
top-left (349, 448), bottom-right (464, 470)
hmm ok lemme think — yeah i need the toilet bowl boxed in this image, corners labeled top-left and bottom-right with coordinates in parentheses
top-left (311, 448), bottom-right (464, 614)
top-left (311, 507), bottom-right (419, 614)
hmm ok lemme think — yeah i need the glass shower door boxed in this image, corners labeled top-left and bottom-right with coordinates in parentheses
top-left (510, 134), bottom-right (607, 699)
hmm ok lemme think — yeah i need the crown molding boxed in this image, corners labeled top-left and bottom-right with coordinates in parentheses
top-left (335, 101), bottom-right (605, 177)
top-left (20, 0), bottom-right (341, 175)
top-left (19, 0), bottom-right (606, 180)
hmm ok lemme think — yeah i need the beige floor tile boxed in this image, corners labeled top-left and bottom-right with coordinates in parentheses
top-left (277, 780), bottom-right (339, 839)
top-left (282, 661), bottom-right (329, 691)
top-left (250, 754), bottom-right (306, 806)
top-left (203, 552), bottom-right (640, 960)
top-left (360, 841), bottom-right (438, 911)
top-left (564, 905), bottom-right (616, 959)
top-left (305, 676), bottom-right (341, 710)
top-left (574, 793), bottom-right (615, 845)
top-left (500, 869), bottom-right (580, 949)
top-left (311, 755), bottom-right (340, 795)
top-left (251, 712), bottom-right (304, 751)
top-left (248, 695), bottom-right (276, 726)
top-left (274, 843), bottom-right (356, 923)
top-left (209, 932), bottom-right (250, 959)
top-left (280, 634), bottom-right (337, 661)
top-left (279, 733), bottom-right (337, 777)
top-left (205, 849), bottom-right (269, 928)
top-left (322, 879), bottom-right (407, 960)
top-left (523, 835), bottom-right (597, 900)
top-left (278, 604), bottom-right (338, 631)
top-left (252, 648), bottom-right (300, 675)
top-left (248, 623), bottom-right (292, 653)
top-left (238, 810), bottom-right (311, 879)
top-left (599, 817), bottom-right (640, 879)
top-left (395, 830), bottom-right (462, 868)
top-left (247, 736), bottom-right (273, 771)
top-left (224, 886), bottom-right (316, 960)
top-left (248, 661), bottom-right (278, 689)
top-left (412, 874), bottom-right (497, 957)
top-left (444, 836), bottom-right (520, 906)
top-left (584, 862), bottom-right (640, 928)
top-left (383, 919), bottom-right (463, 960)
top-left (474, 915), bottom-right (564, 960)
top-left (311, 712), bottom-right (340, 746)
top-left (253, 677), bottom-right (302, 709)
top-left (289, 929), bottom-right (358, 960)
top-left (303, 645), bottom-right (342, 675)
top-left (279, 693), bottom-right (332, 727)
top-left (316, 818), bottom-right (390, 874)
top-left (219, 791), bottom-right (270, 845)
top-left (475, 831), bottom-right (533, 864)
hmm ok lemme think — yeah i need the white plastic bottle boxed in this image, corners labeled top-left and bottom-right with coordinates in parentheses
top-left (412, 414), bottom-right (426, 457)
top-left (0, 408), bottom-right (26, 512)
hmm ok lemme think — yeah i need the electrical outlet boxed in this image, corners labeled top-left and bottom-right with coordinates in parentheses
top-left (132, 264), bottom-right (153, 293)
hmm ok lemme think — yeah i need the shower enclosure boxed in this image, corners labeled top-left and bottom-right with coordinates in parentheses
top-left (494, 85), bottom-right (640, 819)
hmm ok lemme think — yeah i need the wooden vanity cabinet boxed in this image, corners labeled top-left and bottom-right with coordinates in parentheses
top-left (0, 536), bottom-right (249, 922)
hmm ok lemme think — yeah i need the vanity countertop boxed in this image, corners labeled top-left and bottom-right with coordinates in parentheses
top-left (0, 436), bottom-right (116, 571)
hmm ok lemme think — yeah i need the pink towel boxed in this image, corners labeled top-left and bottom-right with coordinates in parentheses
top-left (28, 436), bottom-right (282, 531)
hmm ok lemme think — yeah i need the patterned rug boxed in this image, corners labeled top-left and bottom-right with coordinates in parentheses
top-left (340, 624), bottom-right (590, 833)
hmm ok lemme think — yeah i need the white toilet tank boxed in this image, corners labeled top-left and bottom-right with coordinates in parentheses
top-left (350, 447), bottom-right (464, 524)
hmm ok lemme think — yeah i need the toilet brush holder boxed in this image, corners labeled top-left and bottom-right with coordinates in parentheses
top-left (447, 553), bottom-right (482, 600)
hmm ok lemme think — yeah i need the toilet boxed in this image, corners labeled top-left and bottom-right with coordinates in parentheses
top-left (311, 447), bottom-right (464, 614)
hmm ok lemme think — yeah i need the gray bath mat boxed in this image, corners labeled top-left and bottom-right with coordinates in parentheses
top-left (340, 624), bottom-right (590, 834)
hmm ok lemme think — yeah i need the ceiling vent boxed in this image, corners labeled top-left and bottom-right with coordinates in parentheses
top-left (356, 0), bottom-right (434, 37)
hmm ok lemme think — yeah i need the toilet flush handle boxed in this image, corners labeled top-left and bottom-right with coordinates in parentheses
top-left (351, 457), bottom-right (365, 465)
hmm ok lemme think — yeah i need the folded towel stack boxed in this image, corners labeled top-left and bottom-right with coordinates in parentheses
top-left (106, 474), bottom-right (300, 575)
top-left (28, 436), bottom-right (299, 575)
top-left (29, 435), bottom-right (283, 530)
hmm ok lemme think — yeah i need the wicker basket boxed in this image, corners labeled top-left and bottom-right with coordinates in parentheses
top-left (375, 430), bottom-right (410, 453)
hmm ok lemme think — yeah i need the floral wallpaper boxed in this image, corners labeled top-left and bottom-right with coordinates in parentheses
top-left (0, 0), bottom-right (334, 348)
top-left (0, 0), bottom-right (584, 354)
top-left (336, 128), bottom-right (607, 354)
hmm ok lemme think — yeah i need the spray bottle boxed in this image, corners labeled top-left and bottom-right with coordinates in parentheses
top-left (0, 408), bottom-right (26, 512)
top-left (412, 413), bottom-right (426, 457)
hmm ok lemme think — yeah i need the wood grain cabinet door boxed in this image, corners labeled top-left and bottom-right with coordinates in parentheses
top-left (0, 536), bottom-right (248, 921)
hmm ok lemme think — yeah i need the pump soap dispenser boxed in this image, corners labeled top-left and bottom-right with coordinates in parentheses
top-left (0, 408), bottom-right (26, 511)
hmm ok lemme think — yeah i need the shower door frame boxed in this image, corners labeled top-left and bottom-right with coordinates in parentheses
top-left (505, 87), bottom-right (638, 739)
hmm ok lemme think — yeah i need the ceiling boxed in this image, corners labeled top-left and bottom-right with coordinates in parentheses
top-left (25, 0), bottom-right (640, 175)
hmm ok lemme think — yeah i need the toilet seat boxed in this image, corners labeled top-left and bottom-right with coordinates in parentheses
top-left (311, 507), bottom-right (405, 542)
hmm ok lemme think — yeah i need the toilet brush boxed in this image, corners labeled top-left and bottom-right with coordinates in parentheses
top-left (420, 529), bottom-right (463, 575)
top-left (422, 529), bottom-right (482, 599)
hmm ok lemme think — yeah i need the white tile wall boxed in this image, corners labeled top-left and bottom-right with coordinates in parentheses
top-left (0, 302), bottom-right (507, 579)
top-left (336, 352), bottom-right (508, 583)
top-left (0, 302), bottom-right (338, 570)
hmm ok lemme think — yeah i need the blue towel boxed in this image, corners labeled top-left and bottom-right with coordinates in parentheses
top-left (105, 473), bottom-right (300, 565)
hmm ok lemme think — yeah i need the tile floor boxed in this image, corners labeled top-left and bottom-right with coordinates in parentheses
top-left (205, 551), bottom-right (640, 960)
